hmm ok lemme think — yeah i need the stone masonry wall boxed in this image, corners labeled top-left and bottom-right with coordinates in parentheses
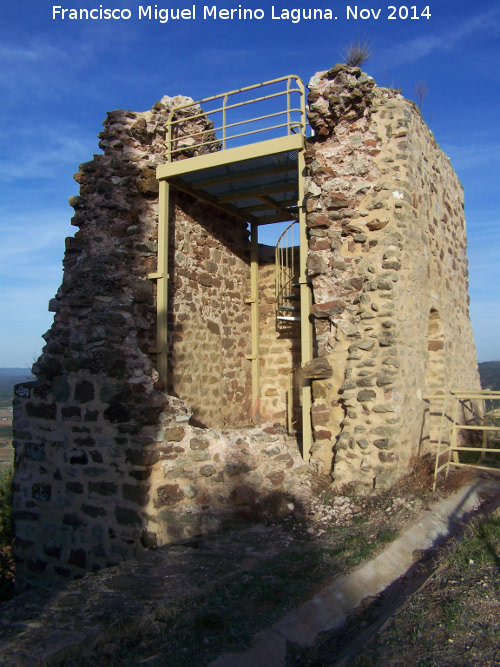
top-left (304, 64), bottom-right (480, 488)
top-left (13, 101), bottom-right (177, 588)
top-left (166, 193), bottom-right (251, 429)
top-left (12, 97), bottom-right (256, 589)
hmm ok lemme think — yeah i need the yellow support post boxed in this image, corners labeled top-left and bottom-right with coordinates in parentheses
top-left (148, 179), bottom-right (170, 383)
top-left (298, 146), bottom-right (313, 459)
top-left (250, 222), bottom-right (260, 423)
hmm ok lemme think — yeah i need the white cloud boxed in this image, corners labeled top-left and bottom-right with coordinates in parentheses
top-left (0, 137), bottom-right (91, 182)
top-left (380, 7), bottom-right (500, 65)
top-left (442, 142), bottom-right (500, 173)
top-left (0, 210), bottom-right (68, 295)
top-left (0, 41), bottom-right (63, 64)
top-left (0, 120), bottom-right (95, 182)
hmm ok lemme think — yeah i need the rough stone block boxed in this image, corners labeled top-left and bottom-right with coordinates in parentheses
top-left (115, 506), bottom-right (142, 526)
top-left (378, 451), bottom-right (398, 463)
top-left (81, 504), bottom-right (107, 517)
top-left (26, 403), bottom-right (57, 420)
top-left (89, 481), bottom-right (118, 496)
top-left (155, 484), bottom-right (185, 508)
top-left (311, 301), bottom-right (344, 318)
top-left (122, 483), bottom-right (150, 506)
top-left (163, 427), bottom-right (185, 442)
top-left (190, 437), bottom-right (209, 450)
top-left (357, 390), bottom-right (376, 402)
top-left (302, 357), bottom-right (333, 380)
top-left (31, 483), bottom-right (51, 502)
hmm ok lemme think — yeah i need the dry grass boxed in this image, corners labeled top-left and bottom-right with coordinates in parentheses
top-left (340, 38), bottom-right (374, 67)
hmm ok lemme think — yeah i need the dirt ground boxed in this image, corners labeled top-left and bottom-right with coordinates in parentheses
top-left (289, 487), bottom-right (500, 667)
top-left (1, 458), bottom-right (498, 666)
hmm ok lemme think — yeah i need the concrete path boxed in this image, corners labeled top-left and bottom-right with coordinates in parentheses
top-left (1, 477), bottom-right (499, 666)
top-left (209, 478), bottom-right (500, 666)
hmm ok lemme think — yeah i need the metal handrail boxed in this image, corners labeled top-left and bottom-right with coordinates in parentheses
top-left (426, 391), bottom-right (500, 490)
top-left (166, 75), bottom-right (306, 161)
top-left (275, 221), bottom-right (299, 330)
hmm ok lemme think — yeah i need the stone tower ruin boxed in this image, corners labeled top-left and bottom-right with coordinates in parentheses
top-left (12, 65), bottom-right (481, 588)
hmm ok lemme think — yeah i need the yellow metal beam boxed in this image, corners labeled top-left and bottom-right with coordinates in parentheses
top-left (157, 135), bottom-right (304, 180)
top-left (214, 180), bottom-right (297, 204)
top-left (251, 213), bottom-right (297, 226)
top-left (241, 197), bottom-right (298, 215)
top-left (148, 180), bottom-right (170, 383)
top-left (250, 222), bottom-right (260, 423)
top-left (257, 195), bottom-right (298, 219)
top-left (298, 146), bottom-right (313, 460)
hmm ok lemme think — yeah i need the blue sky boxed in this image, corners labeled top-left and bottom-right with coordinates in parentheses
top-left (0, 0), bottom-right (499, 367)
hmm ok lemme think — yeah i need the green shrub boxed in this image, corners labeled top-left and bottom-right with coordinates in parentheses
top-left (0, 464), bottom-right (14, 600)
top-left (0, 463), bottom-right (13, 548)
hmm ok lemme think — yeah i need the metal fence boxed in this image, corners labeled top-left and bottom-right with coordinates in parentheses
top-left (425, 391), bottom-right (500, 490)
top-left (165, 75), bottom-right (306, 160)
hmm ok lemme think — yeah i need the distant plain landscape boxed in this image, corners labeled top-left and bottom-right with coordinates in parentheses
top-left (0, 368), bottom-right (33, 468)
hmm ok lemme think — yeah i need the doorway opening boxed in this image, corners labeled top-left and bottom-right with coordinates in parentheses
top-left (150, 76), bottom-right (313, 453)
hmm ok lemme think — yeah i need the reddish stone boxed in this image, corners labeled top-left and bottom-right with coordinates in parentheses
top-left (379, 451), bottom-right (398, 463)
top-left (231, 484), bottom-right (258, 504)
top-left (326, 193), bottom-right (350, 209)
top-left (266, 470), bottom-right (285, 486)
top-left (312, 410), bottom-right (330, 427)
top-left (312, 238), bottom-right (331, 251)
top-left (314, 429), bottom-right (332, 441)
top-left (303, 357), bottom-right (333, 380)
top-left (154, 484), bottom-right (185, 508)
top-left (311, 301), bottom-right (344, 318)
top-left (307, 213), bottom-right (329, 228)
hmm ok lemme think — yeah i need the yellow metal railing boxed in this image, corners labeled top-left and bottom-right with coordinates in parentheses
top-left (426, 391), bottom-right (500, 490)
top-left (165, 75), bottom-right (306, 161)
top-left (275, 221), bottom-right (300, 330)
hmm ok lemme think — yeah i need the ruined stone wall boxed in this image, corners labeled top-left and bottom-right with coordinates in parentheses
top-left (258, 251), bottom-right (301, 428)
top-left (13, 103), bottom-right (172, 586)
top-left (167, 194), bottom-right (251, 429)
top-left (11, 97), bottom-right (253, 589)
top-left (304, 64), bottom-right (480, 487)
